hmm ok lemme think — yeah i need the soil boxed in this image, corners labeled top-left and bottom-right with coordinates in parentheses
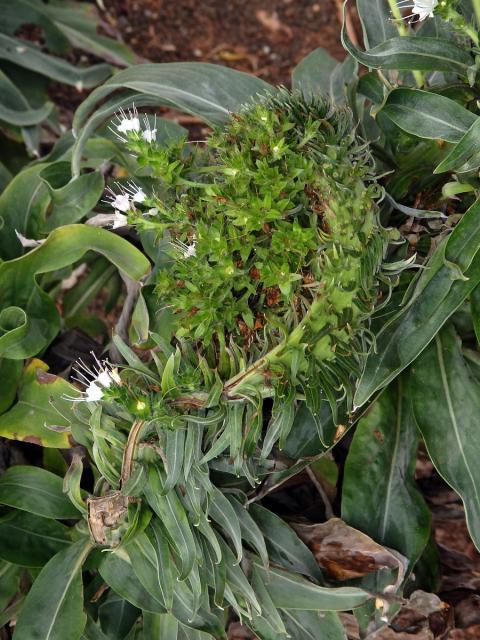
top-left (102, 0), bottom-right (347, 86)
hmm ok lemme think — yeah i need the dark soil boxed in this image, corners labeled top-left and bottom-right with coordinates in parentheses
top-left (103, 0), bottom-right (346, 86)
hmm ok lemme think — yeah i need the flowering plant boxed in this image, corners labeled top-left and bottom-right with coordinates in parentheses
top-left (2, 1), bottom-right (480, 639)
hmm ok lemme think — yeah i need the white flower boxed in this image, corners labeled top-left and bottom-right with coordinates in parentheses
top-left (172, 239), bottom-right (196, 259)
top-left (65, 356), bottom-right (122, 403)
top-left (84, 382), bottom-right (104, 402)
top-left (115, 106), bottom-right (140, 136)
top-left (111, 193), bottom-right (130, 212)
top-left (397, 0), bottom-right (437, 21)
top-left (144, 207), bottom-right (158, 217)
top-left (141, 114), bottom-right (157, 144)
top-left (112, 211), bottom-right (128, 229)
top-left (132, 188), bottom-right (146, 203)
top-left (141, 128), bottom-right (157, 143)
top-left (125, 181), bottom-right (147, 205)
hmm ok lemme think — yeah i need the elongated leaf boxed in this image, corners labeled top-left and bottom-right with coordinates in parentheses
top-left (72, 63), bottom-right (273, 175)
top-left (342, 379), bottom-right (430, 571)
top-left (410, 324), bottom-right (480, 549)
top-left (435, 117), bottom-right (480, 173)
top-left (0, 511), bottom-right (70, 567)
top-left (97, 593), bottom-right (139, 640)
top-left (292, 49), bottom-right (357, 105)
top-left (100, 551), bottom-right (165, 614)
top-left (0, 465), bottom-right (81, 519)
top-left (225, 495), bottom-right (269, 568)
top-left (356, 0), bottom-right (396, 48)
top-left (35, 0), bottom-right (137, 67)
top-left (355, 198), bottom-right (480, 406)
top-left (0, 33), bottom-right (112, 88)
top-left (0, 224), bottom-right (150, 359)
top-left (342, 23), bottom-right (472, 75)
top-left (126, 533), bottom-right (167, 609)
top-left (0, 359), bottom-right (80, 447)
top-left (0, 68), bottom-right (52, 125)
top-left (0, 163), bottom-right (50, 260)
top-left (144, 465), bottom-right (196, 580)
top-left (281, 610), bottom-right (347, 640)
top-left (250, 504), bottom-right (322, 581)
top-left (253, 563), bottom-right (370, 611)
top-left (379, 88), bottom-right (475, 143)
top-left (13, 537), bottom-right (92, 640)
top-left (41, 165), bottom-right (104, 231)
top-left (208, 486), bottom-right (243, 563)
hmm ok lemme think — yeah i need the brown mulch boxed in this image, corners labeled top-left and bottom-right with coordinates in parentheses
top-left (103, 0), bottom-right (346, 86)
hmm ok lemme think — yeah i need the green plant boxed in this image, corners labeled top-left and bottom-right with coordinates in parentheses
top-left (0, 0), bottom-right (136, 159)
top-left (2, 1), bottom-right (480, 638)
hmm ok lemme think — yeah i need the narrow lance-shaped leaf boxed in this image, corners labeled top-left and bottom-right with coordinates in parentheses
top-left (0, 511), bottom-right (70, 567)
top-left (250, 504), bottom-right (323, 581)
top-left (410, 324), bottom-right (480, 549)
top-left (0, 465), bottom-right (82, 519)
top-left (379, 88), bottom-right (476, 143)
top-left (355, 198), bottom-right (480, 407)
top-left (13, 536), bottom-right (92, 640)
top-left (0, 33), bottom-right (112, 88)
top-left (341, 14), bottom-right (472, 76)
top-left (342, 378), bottom-right (430, 572)
top-left (253, 562), bottom-right (371, 611)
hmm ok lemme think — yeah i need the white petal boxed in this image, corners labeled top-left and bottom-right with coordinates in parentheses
top-left (112, 212), bottom-right (128, 229)
top-left (117, 117), bottom-right (140, 134)
top-left (132, 188), bottom-right (146, 203)
top-left (85, 382), bottom-right (103, 402)
top-left (112, 194), bottom-right (130, 212)
top-left (141, 128), bottom-right (157, 143)
top-left (96, 370), bottom-right (113, 388)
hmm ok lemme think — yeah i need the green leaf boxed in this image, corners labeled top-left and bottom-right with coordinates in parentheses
top-left (72, 63), bottom-right (274, 176)
top-left (0, 224), bottom-right (150, 359)
top-left (0, 162), bottom-right (50, 260)
top-left (100, 551), bottom-right (165, 614)
top-left (410, 324), bottom-right (480, 550)
top-left (355, 198), bottom-right (480, 407)
top-left (0, 359), bottom-right (81, 447)
top-left (0, 33), bottom-right (112, 88)
top-left (0, 510), bottom-right (70, 567)
top-left (225, 495), bottom-right (269, 568)
top-left (356, 0), bottom-right (396, 48)
top-left (253, 562), bottom-right (370, 611)
top-left (379, 88), bottom-right (475, 143)
top-left (435, 117), bottom-right (480, 173)
top-left (97, 593), bottom-right (139, 640)
top-left (208, 486), bottom-right (243, 563)
top-left (126, 533), bottom-right (167, 609)
top-left (0, 358), bottom-right (22, 415)
top-left (0, 465), bottom-right (81, 519)
top-left (342, 379), bottom-right (430, 571)
top-left (281, 610), bottom-right (347, 640)
top-left (292, 49), bottom-right (357, 105)
top-left (34, 0), bottom-right (137, 67)
top-left (250, 504), bottom-right (322, 581)
top-left (40, 164), bottom-right (104, 231)
top-left (0, 561), bottom-right (22, 611)
top-left (342, 24), bottom-right (472, 75)
top-left (13, 537), bottom-right (91, 640)
top-left (144, 465), bottom-right (196, 580)
top-left (0, 69), bottom-right (53, 126)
